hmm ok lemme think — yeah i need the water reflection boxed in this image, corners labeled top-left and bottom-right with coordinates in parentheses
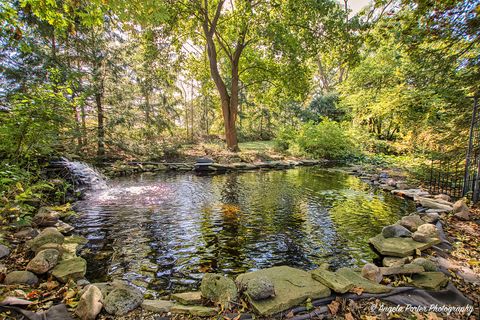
top-left (73, 167), bottom-right (415, 296)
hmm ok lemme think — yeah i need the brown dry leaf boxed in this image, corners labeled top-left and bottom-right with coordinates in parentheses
top-left (426, 312), bottom-right (442, 320)
top-left (328, 300), bottom-right (340, 315)
top-left (286, 310), bottom-right (295, 318)
top-left (414, 311), bottom-right (425, 320)
top-left (351, 287), bottom-right (364, 295)
top-left (345, 312), bottom-right (355, 320)
top-left (364, 316), bottom-right (377, 320)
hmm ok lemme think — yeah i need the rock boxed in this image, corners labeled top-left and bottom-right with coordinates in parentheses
top-left (54, 221), bottom-right (74, 234)
top-left (200, 273), bottom-right (237, 307)
top-left (171, 291), bottom-right (202, 305)
top-left (170, 305), bottom-right (217, 317)
top-left (411, 272), bottom-right (449, 290)
top-left (32, 207), bottom-right (60, 227)
top-left (382, 256), bottom-right (412, 267)
top-left (417, 197), bottom-right (453, 211)
top-left (26, 249), bottom-right (59, 274)
top-left (421, 212), bottom-right (440, 224)
top-left (417, 223), bottom-right (439, 238)
top-left (412, 258), bottom-right (438, 272)
top-left (434, 194), bottom-right (451, 202)
top-left (311, 268), bottom-right (354, 293)
top-left (369, 234), bottom-right (441, 257)
top-left (392, 189), bottom-right (430, 199)
top-left (241, 276), bottom-right (276, 300)
top-left (452, 199), bottom-right (468, 213)
top-left (104, 285), bottom-right (143, 315)
top-left (51, 257), bottom-right (86, 283)
top-left (396, 183), bottom-right (410, 190)
top-left (412, 232), bottom-right (430, 243)
top-left (27, 227), bottom-right (64, 252)
top-left (142, 300), bottom-right (174, 313)
top-left (75, 285), bottom-right (103, 320)
top-left (337, 268), bottom-right (391, 294)
top-left (77, 279), bottom-right (91, 288)
top-left (399, 215), bottom-right (425, 232)
top-left (13, 228), bottom-right (39, 240)
top-left (380, 263), bottom-right (424, 275)
top-left (4, 271), bottom-right (38, 286)
top-left (0, 244), bottom-right (10, 259)
top-left (361, 263), bottom-right (382, 283)
top-left (382, 224), bottom-right (412, 238)
top-left (454, 210), bottom-right (470, 221)
top-left (235, 266), bottom-right (330, 316)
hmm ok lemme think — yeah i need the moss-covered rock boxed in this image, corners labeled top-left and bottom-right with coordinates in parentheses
top-left (51, 257), bottom-right (86, 283)
top-left (200, 273), bottom-right (237, 308)
top-left (5, 270), bottom-right (38, 286)
top-left (104, 286), bottom-right (143, 316)
top-left (27, 227), bottom-right (64, 252)
top-left (26, 249), bottom-right (60, 274)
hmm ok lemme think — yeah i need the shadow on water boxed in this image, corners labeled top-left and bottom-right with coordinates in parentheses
top-left (73, 167), bottom-right (415, 296)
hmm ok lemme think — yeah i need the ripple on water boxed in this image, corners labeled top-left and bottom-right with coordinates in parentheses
top-left (73, 167), bottom-right (415, 296)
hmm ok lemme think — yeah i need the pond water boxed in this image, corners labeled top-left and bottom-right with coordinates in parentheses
top-left (73, 167), bottom-right (415, 296)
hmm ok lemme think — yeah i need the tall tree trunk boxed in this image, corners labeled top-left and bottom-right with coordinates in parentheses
top-left (96, 92), bottom-right (105, 159)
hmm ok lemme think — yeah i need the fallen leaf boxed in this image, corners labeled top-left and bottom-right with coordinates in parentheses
top-left (345, 312), bottom-right (355, 320)
top-left (350, 287), bottom-right (364, 295)
top-left (286, 310), bottom-right (294, 318)
top-left (328, 300), bottom-right (340, 315)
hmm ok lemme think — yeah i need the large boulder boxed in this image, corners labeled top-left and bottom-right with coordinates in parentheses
top-left (26, 249), bottom-right (59, 274)
top-left (27, 227), bottom-right (64, 252)
top-left (235, 266), bottom-right (330, 316)
top-left (104, 285), bottom-right (143, 316)
top-left (4, 270), bottom-right (38, 286)
top-left (382, 224), bottom-right (412, 238)
top-left (369, 234), bottom-right (440, 257)
top-left (0, 244), bottom-right (10, 259)
top-left (361, 263), bottom-right (382, 283)
top-left (311, 268), bottom-right (354, 293)
top-left (399, 215), bottom-right (425, 232)
top-left (51, 257), bottom-right (86, 283)
top-left (75, 285), bottom-right (103, 320)
top-left (200, 273), bottom-right (238, 308)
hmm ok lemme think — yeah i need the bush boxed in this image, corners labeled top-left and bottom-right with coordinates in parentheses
top-left (273, 125), bottom-right (297, 152)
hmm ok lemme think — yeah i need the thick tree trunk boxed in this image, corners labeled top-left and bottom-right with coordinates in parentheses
top-left (96, 93), bottom-right (105, 159)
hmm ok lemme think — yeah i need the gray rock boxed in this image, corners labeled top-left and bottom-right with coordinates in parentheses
top-left (242, 276), bottom-right (275, 300)
top-left (454, 210), bottom-right (470, 221)
top-left (5, 270), bottom-right (38, 286)
top-left (382, 224), bottom-right (412, 238)
top-left (382, 256), bottom-right (412, 267)
top-left (26, 249), bottom-right (59, 274)
top-left (380, 263), bottom-right (424, 275)
top-left (421, 212), bottom-right (440, 224)
top-left (27, 227), bottom-right (64, 252)
top-left (399, 215), bottom-right (425, 232)
top-left (417, 223), bottom-right (439, 238)
top-left (434, 194), bottom-right (451, 202)
top-left (200, 273), bottom-right (238, 308)
top-left (361, 263), bottom-right (382, 283)
top-left (54, 221), bottom-right (74, 234)
top-left (412, 258), bottom-right (438, 272)
top-left (417, 197), bottom-right (453, 211)
top-left (104, 285), bottom-right (143, 315)
top-left (369, 234), bottom-right (441, 257)
top-left (51, 257), bottom-right (86, 283)
top-left (75, 285), bottom-right (103, 320)
top-left (142, 300), bottom-right (174, 313)
top-left (32, 207), bottom-right (60, 227)
top-left (412, 232), bottom-right (430, 243)
top-left (13, 228), bottom-right (39, 240)
top-left (337, 268), bottom-right (391, 294)
top-left (411, 272), bottom-right (449, 290)
top-left (171, 291), bottom-right (202, 305)
top-left (0, 244), bottom-right (10, 259)
top-left (170, 305), bottom-right (217, 317)
top-left (311, 268), bottom-right (354, 293)
top-left (452, 199), bottom-right (468, 213)
top-left (77, 279), bottom-right (91, 288)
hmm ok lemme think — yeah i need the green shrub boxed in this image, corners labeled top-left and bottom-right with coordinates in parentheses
top-left (274, 125), bottom-right (297, 152)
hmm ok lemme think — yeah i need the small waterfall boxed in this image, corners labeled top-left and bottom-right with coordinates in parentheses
top-left (49, 157), bottom-right (107, 192)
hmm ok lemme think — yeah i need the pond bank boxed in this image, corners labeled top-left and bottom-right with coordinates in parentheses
top-left (1, 163), bottom-right (479, 319)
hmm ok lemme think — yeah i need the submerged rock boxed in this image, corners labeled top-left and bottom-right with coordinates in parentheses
top-left (26, 249), bottom-right (59, 274)
top-left (411, 272), bottom-right (449, 290)
top-left (235, 266), bottom-right (330, 316)
top-left (311, 268), bottom-right (354, 293)
top-left (27, 227), bottom-right (64, 252)
top-left (200, 273), bottom-right (237, 308)
top-left (361, 263), bottom-right (382, 283)
top-left (75, 285), bottom-right (103, 320)
top-left (369, 234), bottom-right (440, 257)
top-left (104, 285), bottom-right (143, 316)
top-left (382, 224), bottom-right (412, 238)
top-left (171, 291), bottom-right (203, 305)
top-left (337, 268), bottom-right (391, 294)
top-left (5, 270), bottom-right (38, 286)
top-left (51, 257), bottom-right (86, 283)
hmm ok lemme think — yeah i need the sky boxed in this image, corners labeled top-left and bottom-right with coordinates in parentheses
top-left (348, 0), bottom-right (371, 14)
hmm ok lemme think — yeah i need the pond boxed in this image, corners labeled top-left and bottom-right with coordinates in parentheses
top-left (73, 166), bottom-right (415, 296)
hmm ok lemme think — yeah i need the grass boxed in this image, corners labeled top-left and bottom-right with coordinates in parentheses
top-left (238, 140), bottom-right (275, 152)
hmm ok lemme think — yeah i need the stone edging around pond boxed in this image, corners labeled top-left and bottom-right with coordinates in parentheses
top-left (104, 159), bottom-right (324, 177)
top-left (0, 177), bottom-right (476, 319)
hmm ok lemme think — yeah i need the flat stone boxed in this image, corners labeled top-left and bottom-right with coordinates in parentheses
top-left (104, 285), bottom-right (143, 316)
top-left (236, 266), bottom-right (330, 316)
top-left (380, 264), bottom-right (424, 276)
top-left (142, 300), bottom-right (174, 313)
top-left (412, 258), bottom-right (438, 272)
top-left (311, 268), bottom-right (354, 293)
top-left (13, 228), bottom-right (39, 240)
top-left (26, 249), bottom-right (60, 274)
top-left (392, 189), bottom-right (430, 199)
top-left (382, 256), bottom-right (412, 267)
top-left (434, 194), bottom-right (451, 202)
top-left (336, 268), bottom-right (391, 294)
top-left (0, 244), bottom-right (10, 259)
top-left (411, 272), bottom-right (449, 290)
top-left (382, 224), bottom-right (412, 238)
top-left (27, 227), bottom-right (64, 252)
top-left (171, 291), bottom-right (202, 305)
top-left (51, 257), bottom-right (86, 283)
top-left (417, 197), bottom-right (453, 211)
top-left (369, 234), bottom-right (440, 257)
top-left (5, 270), bottom-right (38, 286)
top-left (75, 285), bottom-right (103, 320)
top-left (170, 305), bottom-right (217, 317)
top-left (54, 221), bottom-right (74, 234)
